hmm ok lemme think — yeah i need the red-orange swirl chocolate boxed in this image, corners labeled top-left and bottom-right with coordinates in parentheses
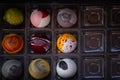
top-left (2, 34), bottom-right (23, 54)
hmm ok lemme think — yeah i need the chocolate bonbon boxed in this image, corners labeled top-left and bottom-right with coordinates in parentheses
top-left (30, 34), bottom-right (50, 53)
top-left (57, 8), bottom-right (77, 28)
top-left (56, 58), bottom-right (77, 78)
top-left (57, 33), bottom-right (77, 53)
top-left (30, 8), bottom-right (50, 28)
top-left (29, 58), bottom-right (50, 79)
top-left (1, 60), bottom-right (23, 79)
top-left (2, 34), bottom-right (23, 54)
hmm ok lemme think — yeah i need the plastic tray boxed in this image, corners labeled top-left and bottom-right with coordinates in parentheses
top-left (0, 2), bottom-right (120, 80)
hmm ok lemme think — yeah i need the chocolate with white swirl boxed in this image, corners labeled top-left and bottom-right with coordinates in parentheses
top-left (57, 8), bottom-right (77, 28)
top-left (1, 60), bottom-right (23, 79)
top-left (30, 34), bottom-right (50, 54)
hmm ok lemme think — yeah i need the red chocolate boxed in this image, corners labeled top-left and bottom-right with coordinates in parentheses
top-left (38, 8), bottom-right (49, 18)
top-left (30, 34), bottom-right (50, 53)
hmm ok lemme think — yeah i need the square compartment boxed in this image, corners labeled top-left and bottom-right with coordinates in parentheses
top-left (108, 6), bottom-right (120, 27)
top-left (0, 3), bottom-right (25, 29)
top-left (82, 6), bottom-right (104, 28)
top-left (81, 30), bottom-right (104, 53)
top-left (28, 3), bottom-right (52, 29)
top-left (108, 31), bottom-right (120, 52)
top-left (1, 29), bottom-right (25, 55)
top-left (27, 56), bottom-right (52, 80)
top-left (27, 30), bottom-right (52, 55)
top-left (109, 57), bottom-right (120, 79)
top-left (82, 57), bottom-right (104, 78)
top-left (54, 56), bottom-right (78, 80)
top-left (54, 30), bottom-right (79, 54)
top-left (53, 4), bottom-right (79, 29)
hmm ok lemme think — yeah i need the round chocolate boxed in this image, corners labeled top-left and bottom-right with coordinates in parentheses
top-left (29, 58), bottom-right (50, 79)
top-left (56, 58), bottom-right (77, 78)
top-left (57, 33), bottom-right (77, 53)
top-left (2, 34), bottom-right (23, 54)
top-left (3, 8), bottom-right (24, 26)
top-left (57, 8), bottom-right (77, 28)
top-left (30, 34), bottom-right (50, 53)
top-left (1, 60), bottom-right (23, 79)
top-left (30, 8), bottom-right (50, 28)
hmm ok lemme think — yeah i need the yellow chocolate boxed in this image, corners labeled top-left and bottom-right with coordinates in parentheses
top-left (57, 33), bottom-right (77, 53)
top-left (29, 58), bottom-right (50, 79)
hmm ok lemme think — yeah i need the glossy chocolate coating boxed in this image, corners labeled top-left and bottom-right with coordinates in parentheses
top-left (30, 34), bottom-right (50, 53)
top-left (57, 8), bottom-right (77, 28)
top-left (29, 58), bottom-right (50, 79)
top-left (57, 33), bottom-right (77, 53)
top-left (56, 58), bottom-right (77, 78)
top-left (30, 8), bottom-right (50, 28)
top-left (1, 60), bottom-right (23, 79)
top-left (2, 34), bottom-right (23, 54)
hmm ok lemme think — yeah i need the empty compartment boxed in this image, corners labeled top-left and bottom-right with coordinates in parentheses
top-left (81, 30), bottom-right (105, 53)
top-left (82, 6), bottom-right (104, 28)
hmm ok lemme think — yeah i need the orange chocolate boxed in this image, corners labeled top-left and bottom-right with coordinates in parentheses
top-left (2, 34), bottom-right (23, 54)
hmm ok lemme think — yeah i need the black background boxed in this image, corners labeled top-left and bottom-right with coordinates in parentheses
top-left (0, 0), bottom-right (120, 4)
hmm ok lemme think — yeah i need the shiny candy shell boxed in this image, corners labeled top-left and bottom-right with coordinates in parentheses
top-left (56, 58), bottom-right (77, 78)
top-left (2, 34), bottom-right (23, 54)
top-left (1, 60), bottom-right (23, 79)
top-left (3, 8), bottom-right (24, 26)
top-left (29, 58), bottom-right (50, 79)
top-left (57, 8), bottom-right (77, 28)
top-left (30, 9), bottom-right (50, 28)
top-left (57, 33), bottom-right (77, 53)
top-left (30, 34), bottom-right (50, 53)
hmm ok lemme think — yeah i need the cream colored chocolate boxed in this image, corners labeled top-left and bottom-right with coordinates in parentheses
top-left (29, 58), bottom-right (50, 79)
top-left (56, 58), bottom-right (77, 78)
